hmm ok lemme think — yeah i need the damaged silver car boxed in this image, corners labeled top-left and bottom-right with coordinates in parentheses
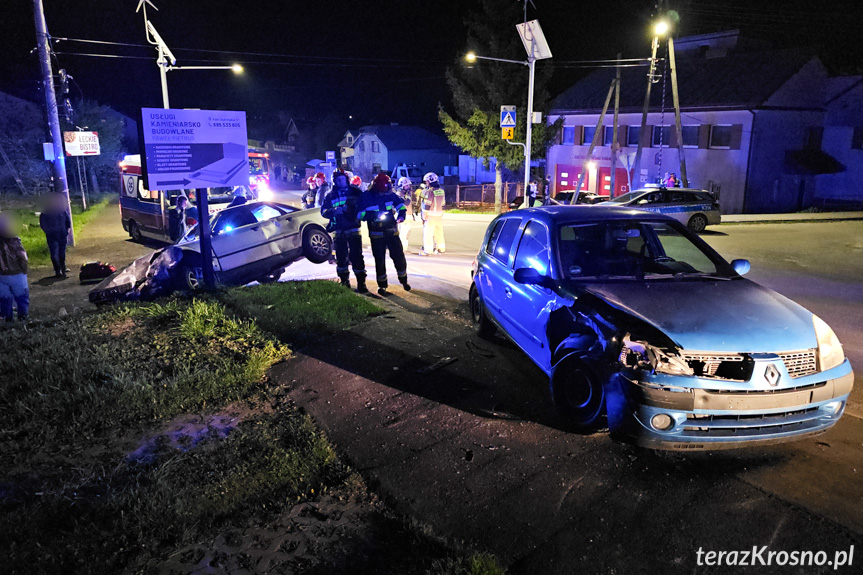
top-left (470, 206), bottom-right (854, 450)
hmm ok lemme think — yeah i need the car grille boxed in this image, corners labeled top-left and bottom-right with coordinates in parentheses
top-left (682, 349), bottom-right (818, 380)
top-left (777, 349), bottom-right (818, 378)
top-left (683, 407), bottom-right (823, 436)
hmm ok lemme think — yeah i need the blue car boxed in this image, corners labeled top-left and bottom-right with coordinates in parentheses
top-left (469, 206), bottom-right (853, 450)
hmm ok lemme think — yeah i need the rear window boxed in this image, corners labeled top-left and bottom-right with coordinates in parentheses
top-left (485, 218), bottom-right (520, 265)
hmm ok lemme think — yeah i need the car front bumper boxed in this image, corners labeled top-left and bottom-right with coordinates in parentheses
top-left (609, 359), bottom-right (854, 450)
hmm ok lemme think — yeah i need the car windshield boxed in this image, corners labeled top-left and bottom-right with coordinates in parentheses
top-left (605, 191), bottom-right (643, 204)
top-left (557, 220), bottom-right (729, 280)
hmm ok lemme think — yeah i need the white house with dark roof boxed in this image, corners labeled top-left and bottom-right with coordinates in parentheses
top-left (340, 124), bottom-right (459, 182)
top-left (546, 30), bottom-right (862, 214)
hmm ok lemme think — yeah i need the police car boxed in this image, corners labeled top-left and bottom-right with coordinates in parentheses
top-left (599, 187), bottom-right (721, 232)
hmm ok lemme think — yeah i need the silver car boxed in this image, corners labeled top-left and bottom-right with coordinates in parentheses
top-left (601, 187), bottom-right (721, 232)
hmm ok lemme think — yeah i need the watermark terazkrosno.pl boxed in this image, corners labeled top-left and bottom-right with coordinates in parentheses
top-left (696, 546), bottom-right (854, 569)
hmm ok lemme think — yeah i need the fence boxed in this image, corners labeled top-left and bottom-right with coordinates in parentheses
top-left (451, 183), bottom-right (523, 210)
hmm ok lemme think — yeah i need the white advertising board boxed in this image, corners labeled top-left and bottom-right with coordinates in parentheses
top-left (63, 131), bottom-right (101, 156)
top-left (140, 108), bottom-right (248, 191)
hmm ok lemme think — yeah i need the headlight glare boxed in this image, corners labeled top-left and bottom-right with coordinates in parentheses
top-left (813, 315), bottom-right (844, 371)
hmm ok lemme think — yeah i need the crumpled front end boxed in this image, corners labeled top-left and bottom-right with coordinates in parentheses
top-left (607, 335), bottom-right (854, 450)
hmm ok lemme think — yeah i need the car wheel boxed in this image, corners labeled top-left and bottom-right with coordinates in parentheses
top-left (129, 221), bottom-right (142, 242)
top-left (550, 355), bottom-right (605, 429)
top-left (177, 254), bottom-right (203, 291)
top-left (469, 283), bottom-right (496, 337)
top-left (258, 269), bottom-right (283, 284)
top-left (302, 227), bottom-right (331, 264)
top-left (688, 214), bottom-right (708, 232)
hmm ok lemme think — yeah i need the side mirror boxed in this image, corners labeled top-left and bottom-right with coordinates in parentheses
top-left (514, 267), bottom-right (550, 287)
top-left (731, 259), bottom-right (751, 276)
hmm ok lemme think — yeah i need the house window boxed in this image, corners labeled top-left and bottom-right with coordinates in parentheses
top-left (709, 125), bottom-right (733, 149)
top-left (582, 126), bottom-right (596, 145)
top-left (372, 141), bottom-right (380, 153)
top-left (682, 125), bottom-right (699, 147)
top-left (652, 125), bottom-right (671, 147)
top-left (358, 142), bottom-right (365, 152)
top-left (805, 127), bottom-right (823, 150)
top-left (603, 126), bottom-right (615, 146)
top-left (852, 127), bottom-right (863, 150)
top-left (562, 126), bottom-right (575, 145)
top-left (626, 126), bottom-right (640, 147)
top-left (347, 136), bottom-right (353, 144)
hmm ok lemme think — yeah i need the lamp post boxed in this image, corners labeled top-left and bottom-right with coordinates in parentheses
top-left (464, 19), bottom-right (551, 208)
top-left (632, 20), bottom-right (668, 189)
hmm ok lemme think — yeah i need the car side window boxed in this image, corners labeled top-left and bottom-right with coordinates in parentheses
top-left (487, 219), bottom-right (520, 265)
top-left (251, 204), bottom-right (284, 222)
top-left (514, 221), bottom-right (550, 275)
top-left (213, 208), bottom-right (257, 234)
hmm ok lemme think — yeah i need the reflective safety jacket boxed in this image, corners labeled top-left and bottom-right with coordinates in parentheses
top-left (357, 190), bottom-right (407, 238)
top-left (321, 184), bottom-right (363, 235)
top-left (421, 184), bottom-right (445, 219)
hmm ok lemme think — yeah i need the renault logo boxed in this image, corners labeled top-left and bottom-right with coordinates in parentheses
top-left (765, 364), bottom-right (781, 386)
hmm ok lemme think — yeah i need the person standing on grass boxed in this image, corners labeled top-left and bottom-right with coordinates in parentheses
top-left (358, 173), bottom-right (411, 296)
top-left (0, 212), bottom-right (29, 322)
top-left (168, 195), bottom-right (191, 243)
top-left (39, 193), bottom-right (71, 278)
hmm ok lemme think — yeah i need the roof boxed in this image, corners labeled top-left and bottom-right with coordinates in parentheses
top-left (357, 125), bottom-right (457, 152)
top-left (551, 48), bottom-right (816, 113)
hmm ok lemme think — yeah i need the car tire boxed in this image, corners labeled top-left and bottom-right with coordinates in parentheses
top-left (302, 226), bottom-right (331, 264)
top-left (129, 221), bottom-right (142, 242)
top-left (178, 254), bottom-right (203, 291)
top-left (258, 269), bottom-right (283, 284)
top-left (469, 283), bottom-right (496, 337)
top-left (550, 355), bottom-right (605, 430)
top-left (688, 214), bottom-right (708, 232)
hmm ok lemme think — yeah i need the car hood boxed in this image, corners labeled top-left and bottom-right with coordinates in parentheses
top-left (578, 279), bottom-right (817, 352)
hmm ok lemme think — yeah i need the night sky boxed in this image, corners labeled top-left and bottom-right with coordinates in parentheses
top-left (4, 1), bottom-right (863, 138)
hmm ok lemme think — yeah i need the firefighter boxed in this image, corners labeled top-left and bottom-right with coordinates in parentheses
top-left (396, 176), bottom-right (413, 251)
top-left (302, 176), bottom-right (317, 209)
top-left (313, 171), bottom-right (329, 208)
top-left (419, 172), bottom-right (445, 256)
top-left (358, 173), bottom-right (410, 295)
top-left (321, 170), bottom-right (367, 293)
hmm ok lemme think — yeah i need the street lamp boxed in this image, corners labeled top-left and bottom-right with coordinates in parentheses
top-left (464, 19), bottom-right (551, 208)
top-left (632, 19), bottom-right (670, 187)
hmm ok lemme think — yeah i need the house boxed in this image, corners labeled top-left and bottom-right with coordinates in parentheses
top-left (340, 124), bottom-right (459, 182)
top-left (546, 30), bottom-right (862, 214)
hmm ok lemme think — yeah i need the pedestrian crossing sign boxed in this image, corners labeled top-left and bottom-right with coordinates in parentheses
top-left (502, 127), bottom-right (514, 140)
top-left (500, 105), bottom-right (516, 128)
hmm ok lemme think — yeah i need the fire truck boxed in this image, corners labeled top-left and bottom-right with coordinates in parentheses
top-left (247, 148), bottom-right (271, 200)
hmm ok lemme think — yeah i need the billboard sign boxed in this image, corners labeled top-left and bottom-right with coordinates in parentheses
top-left (139, 108), bottom-right (248, 191)
top-left (63, 131), bottom-right (101, 156)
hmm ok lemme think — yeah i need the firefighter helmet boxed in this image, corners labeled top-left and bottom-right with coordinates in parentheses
top-left (371, 173), bottom-right (392, 192)
top-left (423, 172), bottom-right (438, 184)
top-left (350, 175), bottom-right (363, 187)
top-left (331, 169), bottom-right (349, 186)
top-left (397, 176), bottom-right (412, 188)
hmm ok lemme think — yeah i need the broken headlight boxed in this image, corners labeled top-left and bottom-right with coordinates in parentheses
top-left (619, 334), bottom-right (694, 376)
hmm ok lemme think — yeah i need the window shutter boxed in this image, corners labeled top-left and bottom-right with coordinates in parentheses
top-left (575, 126), bottom-right (584, 145)
top-left (730, 124), bottom-right (743, 150)
top-left (698, 125), bottom-right (710, 149)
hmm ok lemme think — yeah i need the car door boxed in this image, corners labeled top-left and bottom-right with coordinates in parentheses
top-left (247, 203), bottom-right (302, 267)
top-left (475, 217), bottom-right (521, 328)
top-left (209, 206), bottom-right (272, 280)
top-left (503, 220), bottom-right (554, 373)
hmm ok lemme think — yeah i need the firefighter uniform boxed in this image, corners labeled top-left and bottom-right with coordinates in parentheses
top-left (321, 173), bottom-right (367, 292)
top-left (358, 174), bottom-right (410, 294)
top-left (420, 174), bottom-right (445, 255)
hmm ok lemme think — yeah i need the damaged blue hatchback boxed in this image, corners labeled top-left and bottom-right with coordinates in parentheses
top-left (470, 206), bottom-right (854, 450)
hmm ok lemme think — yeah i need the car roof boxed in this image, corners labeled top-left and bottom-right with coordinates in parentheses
top-left (499, 205), bottom-right (680, 225)
top-left (632, 187), bottom-right (708, 194)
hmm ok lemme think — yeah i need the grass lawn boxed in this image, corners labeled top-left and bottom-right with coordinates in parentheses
top-left (0, 283), bottom-right (505, 575)
top-left (1, 194), bottom-right (113, 267)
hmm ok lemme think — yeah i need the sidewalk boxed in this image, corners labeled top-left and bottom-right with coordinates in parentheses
top-left (26, 202), bottom-right (154, 319)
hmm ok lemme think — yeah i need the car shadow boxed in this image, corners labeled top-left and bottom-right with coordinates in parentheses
top-left (699, 229), bottom-right (727, 237)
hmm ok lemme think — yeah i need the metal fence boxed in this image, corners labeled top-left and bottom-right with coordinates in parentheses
top-left (452, 183), bottom-right (523, 210)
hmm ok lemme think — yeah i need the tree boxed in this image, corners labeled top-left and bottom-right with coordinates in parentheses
top-left (439, 0), bottom-right (561, 213)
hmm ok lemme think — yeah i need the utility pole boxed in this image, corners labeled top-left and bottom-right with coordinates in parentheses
top-left (610, 54), bottom-right (621, 198)
top-left (33, 0), bottom-right (74, 244)
top-left (668, 36), bottom-right (688, 187)
top-left (572, 78), bottom-right (617, 199)
top-left (632, 28), bottom-right (664, 191)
